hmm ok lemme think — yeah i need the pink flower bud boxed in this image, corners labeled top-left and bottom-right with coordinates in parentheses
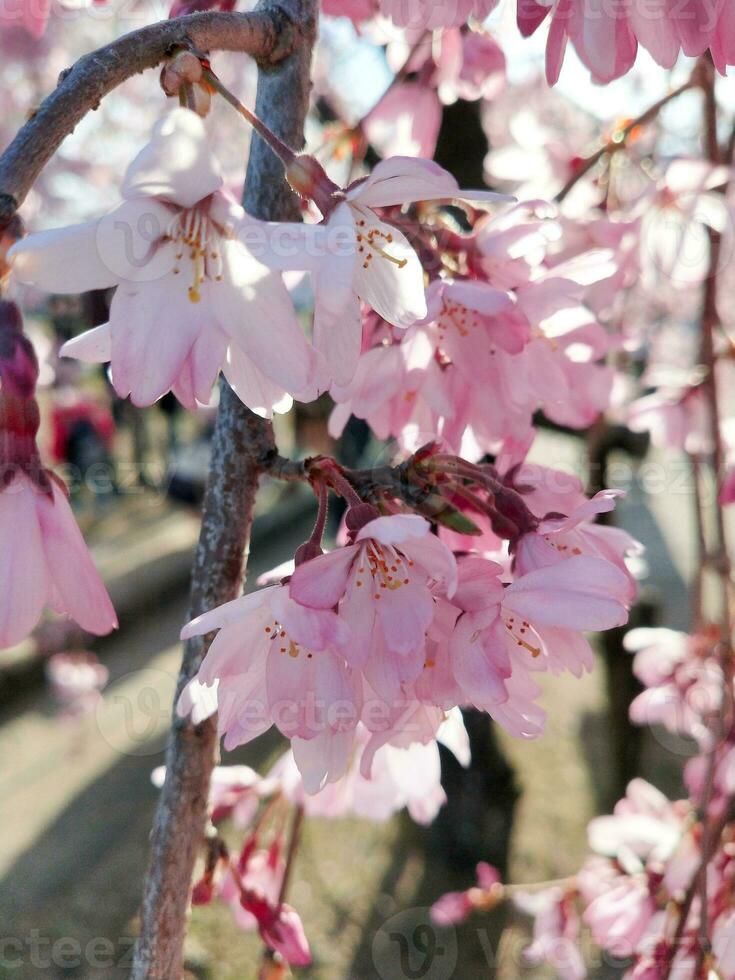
top-left (191, 878), bottom-right (214, 905)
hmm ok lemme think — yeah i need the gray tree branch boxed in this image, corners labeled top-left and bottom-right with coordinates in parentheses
top-left (0, 3), bottom-right (303, 228)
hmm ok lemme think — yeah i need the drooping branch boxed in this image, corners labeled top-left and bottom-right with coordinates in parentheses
top-left (0, 4), bottom-right (301, 227)
top-left (131, 1), bottom-right (317, 977)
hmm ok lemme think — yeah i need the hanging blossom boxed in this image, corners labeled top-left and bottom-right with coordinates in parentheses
top-left (288, 513), bottom-right (458, 700)
top-left (178, 580), bottom-right (360, 771)
top-left (10, 108), bottom-right (318, 416)
top-left (175, 711), bottom-right (468, 964)
top-left (180, 450), bottom-right (634, 790)
top-left (322, 0), bottom-right (499, 28)
top-left (254, 154), bottom-right (510, 385)
top-left (0, 301), bottom-right (116, 649)
top-left (517, 0), bottom-right (735, 84)
top-left (271, 708), bottom-right (470, 825)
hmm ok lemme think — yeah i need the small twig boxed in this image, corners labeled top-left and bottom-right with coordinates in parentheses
top-left (277, 805), bottom-right (305, 908)
top-left (554, 78), bottom-right (695, 203)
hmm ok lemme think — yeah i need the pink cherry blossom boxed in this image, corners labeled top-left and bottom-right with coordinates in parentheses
top-left (514, 489), bottom-right (641, 604)
top-left (217, 840), bottom-right (311, 966)
top-left (272, 709), bottom-right (469, 825)
top-left (626, 626), bottom-right (723, 749)
top-left (179, 583), bottom-right (360, 755)
top-left (514, 886), bottom-right (586, 980)
top-left (431, 861), bottom-right (501, 925)
top-left (10, 108), bottom-right (317, 415)
top-left (518, 0), bottom-right (728, 84)
top-left (289, 514), bottom-right (457, 699)
top-left (0, 473), bottom-right (117, 648)
top-left (434, 28), bottom-right (506, 104)
top-left (261, 156), bottom-right (509, 384)
top-left (448, 554), bottom-right (630, 727)
top-left (363, 83), bottom-right (442, 159)
top-left (584, 876), bottom-right (656, 960)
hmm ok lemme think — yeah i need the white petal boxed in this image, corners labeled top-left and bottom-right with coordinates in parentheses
top-left (9, 221), bottom-right (116, 293)
top-left (122, 107), bottom-right (223, 209)
top-left (215, 243), bottom-right (313, 395)
top-left (351, 206), bottom-right (427, 326)
top-left (349, 156), bottom-right (512, 209)
top-left (60, 323), bottom-right (112, 364)
top-left (223, 346), bottom-right (293, 418)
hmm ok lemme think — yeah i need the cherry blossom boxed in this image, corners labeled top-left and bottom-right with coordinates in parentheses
top-left (259, 156), bottom-right (509, 384)
top-left (0, 472), bottom-right (118, 648)
top-left (431, 861), bottom-right (502, 925)
top-left (10, 108), bottom-right (317, 415)
top-left (289, 513), bottom-right (457, 698)
top-left (449, 554), bottom-right (631, 715)
top-left (380, 0), bottom-right (499, 29)
top-left (272, 709), bottom-right (470, 825)
top-left (178, 582), bottom-right (360, 758)
top-left (518, 0), bottom-right (732, 84)
top-left (0, 301), bottom-right (116, 649)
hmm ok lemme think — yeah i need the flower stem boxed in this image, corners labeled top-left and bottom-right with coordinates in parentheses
top-left (202, 66), bottom-right (298, 170)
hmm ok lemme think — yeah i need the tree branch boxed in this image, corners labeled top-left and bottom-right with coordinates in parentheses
top-left (554, 77), bottom-right (695, 204)
top-left (131, 1), bottom-right (317, 976)
top-left (0, 4), bottom-right (301, 228)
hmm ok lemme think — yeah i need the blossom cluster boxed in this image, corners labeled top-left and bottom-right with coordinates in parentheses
top-left (323, 0), bottom-right (735, 84)
top-left (4, 103), bottom-right (637, 791)
top-left (430, 624), bottom-right (735, 978)
top-left (178, 459), bottom-right (635, 791)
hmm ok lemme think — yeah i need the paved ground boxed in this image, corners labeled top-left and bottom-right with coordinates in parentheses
top-left (0, 435), bottom-right (698, 979)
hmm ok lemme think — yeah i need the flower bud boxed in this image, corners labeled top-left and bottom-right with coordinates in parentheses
top-left (191, 877), bottom-right (214, 905)
top-left (160, 51), bottom-right (212, 118)
top-left (161, 50), bottom-right (203, 95)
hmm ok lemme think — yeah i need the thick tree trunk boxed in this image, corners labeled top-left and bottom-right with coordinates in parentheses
top-left (131, 3), bottom-right (317, 976)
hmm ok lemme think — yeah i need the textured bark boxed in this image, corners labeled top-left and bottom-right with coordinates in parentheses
top-left (0, 5), bottom-right (301, 227)
top-left (131, 2), bottom-right (316, 977)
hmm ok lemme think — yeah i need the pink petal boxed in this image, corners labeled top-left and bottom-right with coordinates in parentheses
top-left (289, 546), bottom-right (356, 609)
top-left (37, 483), bottom-right (117, 636)
top-left (376, 581), bottom-right (434, 656)
top-left (0, 478), bottom-right (48, 647)
top-left (503, 556), bottom-right (630, 631)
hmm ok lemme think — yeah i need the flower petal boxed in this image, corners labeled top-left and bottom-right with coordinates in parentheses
top-left (351, 205), bottom-right (427, 327)
top-left (37, 482), bottom-right (117, 636)
top-left (60, 323), bottom-right (112, 364)
top-left (0, 478), bottom-right (48, 647)
top-left (122, 107), bottom-right (222, 208)
top-left (289, 546), bottom-right (356, 609)
top-left (9, 221), bottom-right (117, 294)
